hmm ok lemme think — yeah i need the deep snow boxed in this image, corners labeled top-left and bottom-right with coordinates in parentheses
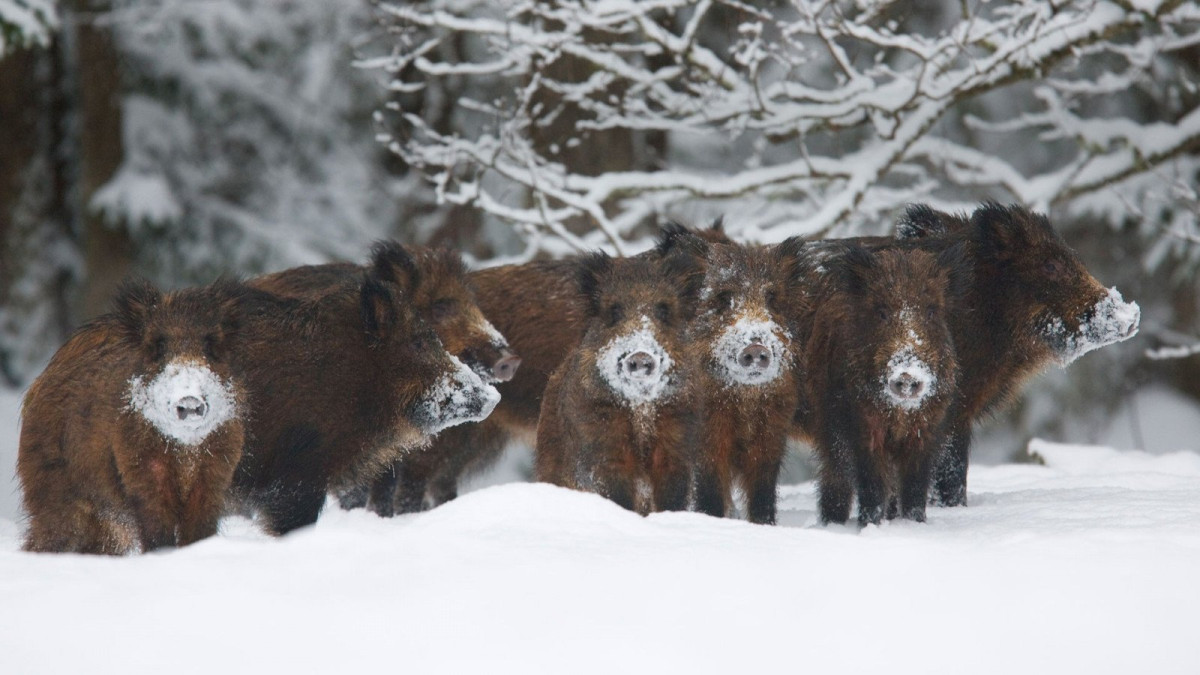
top-left (1, 387), bottom-right (1198, 674)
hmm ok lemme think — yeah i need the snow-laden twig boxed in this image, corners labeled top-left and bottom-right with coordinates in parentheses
top-left (376, 0), bottom-right (1200, 253)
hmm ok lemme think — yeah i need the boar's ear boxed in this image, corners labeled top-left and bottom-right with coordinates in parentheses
top-left (774, 236), bottom-right (810, 290)
top-left (576, 251), bottom-right (613, 318)
top-left (360, 274), bottom-right (401, 344)
top-left (897, 203), bottom-right (959, 240)
top-left (971, 201), bottom-right (1030, 259)
top-left (111, 277), bottom-right (163, 344)
top-left (831, 245), bottom-right (875, 296)
top-left (206, 276), bottom-right (249, 345)
top-left (936, 241), bottom-right (973, 301)
top-left (709, 215), bottom-right (725, 233)
top-left (369, 240), bottom-right (421, 298)
top-left (661, 239), bottom-right (709, 318)
top-left (655, 222), bottom-right (711, 262)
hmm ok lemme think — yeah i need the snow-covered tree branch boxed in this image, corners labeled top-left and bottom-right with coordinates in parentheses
top-left (374, 0), bottom-right (1200, 258)
top-left (0, 0), bottom-right (56, 55)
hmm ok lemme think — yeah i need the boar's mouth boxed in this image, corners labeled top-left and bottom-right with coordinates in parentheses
top-left (414, 355), bottom-right (501, 434)
top-left (1043, 287), bottom-right (1141, 366)
top-left (126, 361), bottom-right (239, 447)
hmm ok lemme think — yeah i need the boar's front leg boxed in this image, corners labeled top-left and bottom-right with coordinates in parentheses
top-left (930, 413), bottom-right (971, 507)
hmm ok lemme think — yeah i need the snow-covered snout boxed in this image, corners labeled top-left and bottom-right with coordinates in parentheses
top-left (1045, 287), bottom-right (1141, 365)
top-left (414, 354), bottom-right (501, 434)
top-left (127, 360), bottom-right (239, 446)
top-left (596, 317), bottom-right (675, 404)
top-left (883, 347), bottom-right (936, 409)
top-left (711, 317), bottom-right (787, 386)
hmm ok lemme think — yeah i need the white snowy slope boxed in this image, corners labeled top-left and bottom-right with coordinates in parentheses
top-left (0, 390), bottom-right (1198, 674)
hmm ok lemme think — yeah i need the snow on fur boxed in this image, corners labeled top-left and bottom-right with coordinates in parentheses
top-left (1046, 287), bottom-right (1141, 365)
top-left (126, 360), bottom-right (239, 447)
top-left (596, 316), bottom-right (674, 406)
top-left (709, 316), bottom-right (788, 387)
top-left (881, 347), bottom-right (936, 410)
top-left (417, 355), bottom-right (501, 434)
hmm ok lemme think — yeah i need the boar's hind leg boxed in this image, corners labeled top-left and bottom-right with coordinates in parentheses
top-left (930, 416), bottom-right (971, 507)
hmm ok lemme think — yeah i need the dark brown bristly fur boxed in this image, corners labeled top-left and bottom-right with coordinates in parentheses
top-left (804, 246), bottom-right (967, 525)
top-left (535, 242), bottom-right (708, 514)
top-left (886, 202), bottom-right (1126, 506)
top-left (248, 241), bottom-right (517, 516)
top-left (231, 245), bottom-right (495, 535)
top-left (19, 278), bottom-right (251, 554)
top-left (686, 237), bottom-right (809, 525)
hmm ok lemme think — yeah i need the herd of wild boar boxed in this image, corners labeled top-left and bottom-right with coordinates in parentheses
top-left (16, 202), bottom-right (1141, 554)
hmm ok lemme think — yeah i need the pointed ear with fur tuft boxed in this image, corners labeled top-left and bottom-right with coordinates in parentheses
top-left (360, 275), bottom-right (402, 345)
top-left (709, 216), bottom-right (725, 233)
top-left (936, 241), bottom-right (974, 301)
top-left (655, 222), bottom-right (712, 260)
top-left (897, 203), bottom-right (961, 240)
top-left (774, 236), bottom-right (810, 290)
top-left (111, 277), bottom-right (163, 345)
top-left (576, 252), bottom-right (613, 318)
top-left (971, 201), bottom-right (1029, 258)
top-left (831, 245), bottom-right (876, 297)
top-left (661, 241), bottom-right (709, 319)
top-left (369, 240), bottom-right (421, 297)
top-left (208, 276), bottom-right (249, 349)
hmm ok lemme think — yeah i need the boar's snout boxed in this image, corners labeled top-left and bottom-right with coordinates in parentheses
top-left (621, 351), bottom-right (658, 378)
top-left (739, 343), bottom-right (771, 370)
top-left (887, 372), bottom-right (925, 402)
top-left (492, 349), bottom-right (522, 382)
top-left (174, 395), bottom-right (208, 421)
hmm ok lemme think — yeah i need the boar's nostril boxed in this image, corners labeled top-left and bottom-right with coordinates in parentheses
top-left (739, 343), bottom-right (771, 370)
top-left (175, 396), bottom-right (207, 421)
top-left (491, 352), bottom-right (522, 382)
top-left (623, 351), bottom-right (657, 377)
top-left (888, 373), bottom-right (924, 400)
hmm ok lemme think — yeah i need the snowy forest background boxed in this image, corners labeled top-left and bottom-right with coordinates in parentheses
top-left (1, 0), bottom-right (1198, 458)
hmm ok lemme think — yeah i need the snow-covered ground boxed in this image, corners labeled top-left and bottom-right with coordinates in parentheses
top-left (1, 386), bottom-right (1199, 674)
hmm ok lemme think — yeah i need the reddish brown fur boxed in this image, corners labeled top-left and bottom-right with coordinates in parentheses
top-left (687, 237), bottom-right (808, 524)
top-left (804, 246), bottom-right (967, 525)
top-left (19, 279), bottom-right (250, 554)
top-left (535, 244), bottom-right (707, 514)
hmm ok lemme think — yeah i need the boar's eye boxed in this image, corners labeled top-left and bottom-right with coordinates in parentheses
top-left (149, 335), bottom-right (167, 362)
top-left (875, 305), bottom-right (888, 322)
top-left (713, 291), bottom-right (733, 312)
top-left (655, 302), bottom-right (672, 324)
top-left (430, 298), bottom-right (457, 321)
top-left (607, 303), bottom-right (624, 327)
top-left (1043, 259), bottom-right (1063, 279)
top-left (926, 304), bottom-right (938, 321)
top-left (203, 333), bottom-right (222, 361)
top-left (766, 290), bottom-right (780, 313)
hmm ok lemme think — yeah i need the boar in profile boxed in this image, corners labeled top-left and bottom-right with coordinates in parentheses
top-left (20, 279), bottom-right (250, 554)
top-left (535, 241), bottom-right (707, 514)
top-left (806, 245), bottom-right (968, 525)
top-left (893, 202), bottom-right (1141, 506)
top-left (231, 245), bottom-right (499, 534)
top-left (251, 243), bottom-right (518, 515)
